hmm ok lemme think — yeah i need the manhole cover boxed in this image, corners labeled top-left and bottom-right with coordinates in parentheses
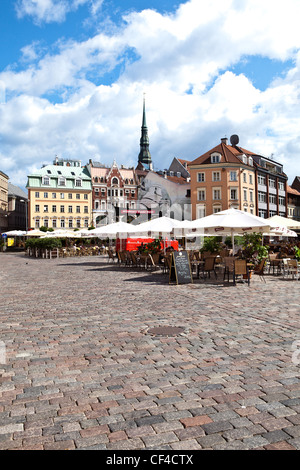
top-left (147, 326), bottom-right (185, 336)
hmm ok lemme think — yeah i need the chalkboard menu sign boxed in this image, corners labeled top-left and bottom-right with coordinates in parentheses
top-left (169, 251), bottom-right (193, 285)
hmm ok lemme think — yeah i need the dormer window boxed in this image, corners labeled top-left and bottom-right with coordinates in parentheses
top-left (58, 177), bottom-right (66, 186)
top-left (211, 153), bottom-right (221, 163)
top-left (75, 178), bottom-right (82, 187)
top-left (112, 177), bottom-right (119, 186)
top-left (248, 157), bottom-right (253, 166)
top-left (42, 176), bottom-right (50, 185)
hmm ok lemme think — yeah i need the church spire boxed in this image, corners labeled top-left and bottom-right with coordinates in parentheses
top-left (138, 94), bottom-right (152, 170)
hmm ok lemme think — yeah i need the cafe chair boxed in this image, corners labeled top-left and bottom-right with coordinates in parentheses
top-left (233, 259), bottom-right (250, 286)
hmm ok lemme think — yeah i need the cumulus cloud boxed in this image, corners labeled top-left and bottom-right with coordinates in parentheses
top-left (2, 0), bottom-right (300, 188)
top-left (15, 0), bottom-right (103, 24)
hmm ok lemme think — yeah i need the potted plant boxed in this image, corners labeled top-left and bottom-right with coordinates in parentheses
top-left (241, 233), bottom-right (269, 275)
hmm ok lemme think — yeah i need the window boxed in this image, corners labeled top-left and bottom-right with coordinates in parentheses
top-left (212, 172), bottom-right (221, 182)
top-left (76, 193), bottom-right (80, 199)
top-left (60, 193), bottom-right (65, 199)
top-left (249, 190), bottom-right (253, 203)
top-left (52, 205), bottom-right (57, 213)
top-left (60, 205), bottom-right (65, 213)
top-left (35, 205), bottom-right (40, 212)
top-left (68, 206), bottom-right (73, 213)
top-left (68, 193), bottom-right (72, 199)
top-left (44, 219), bottom-right (49, 227)
top-left (35, 192), bottom-right (40, 198)
top-left (75, 179), bottom-right (82, 187)
top-left (42, 176), bottom-right (50, 185)
top-left (197, 172), bottom-right (205, 182)
top-left (60, 219), bottom-right (65, 228)
top-left (44, 192), bottom-right (48, 198)
top-left (76, 206), bottom-right (80, 213)
top-left (230, 171), bottom-right (237, 182)
top-left (84, 194), bottom-right (88, 200)
top-left (197, 205), bottom-right (206, 218)
top-left (112, 177), bottom-right (118, 185)
top-left (258, 192), bottom-right (267, 203)
top-left (269, 178), bottom-right (276, 188)
top-left (211, 154), bottom-right (220, 163)
top-left (258, 174), bottom-right (266, 185)
top-left (35, 219), bottom-right (40, 228)
top-left (76, 219), bottom-right (81, 228)
top-left (243, 173), bottom-right (247, 183)
top-left (269, 194), bottom-right (277, 205)
top-left (243, 189), bottom-right (247, 201)
top-left (43, 205), bottom-right (48, 213)
top-left (52, 193), bottom-right (56, 199)
top-left (84, 219), bottom-right (89, 228)
top-left (279, 196), bottom-right (285, 206)
top-left (197, 189), bottom-right (206, 201)
top-left (213, 189), bottom-right (221, 200)
top-left (278, 181), bottom-right (285, 191)
top-left (68, 219), bottom-right (73, 228)
top-left (213, 206), bottom-right (221, 213)
top-left (249, 174), bottom-right (253, 185)
top-left (248, 157), bottom-right (253, 166)
top-left (84, 206), bottom-right (88, 214)
top-left (58, 177), bottom-right (66, 186)
top-left (230, 189), bottom-right (238, 200)
top-left (53, 219), bottom-right (57, 228)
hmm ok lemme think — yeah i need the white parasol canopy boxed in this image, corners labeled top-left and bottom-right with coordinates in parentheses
top-left (83, 221), bottom-right (138, 238)
top-left (131, 216), bottom-right (184, 236)
top-left (181, 209), bottom-right (272, 252)
top-left (266, 215), bottom-right (300, 230)
top-left (3, 230), bottom-right (26, 236)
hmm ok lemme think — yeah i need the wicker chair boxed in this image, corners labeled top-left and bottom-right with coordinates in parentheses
top-left (233, 259), bottom-right (250, 286)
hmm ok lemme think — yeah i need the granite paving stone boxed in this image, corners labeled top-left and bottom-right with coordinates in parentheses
top-left (1, 252), bottom-right (300, 450)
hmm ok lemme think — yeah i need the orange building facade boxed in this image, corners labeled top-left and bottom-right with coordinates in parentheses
top-left (189, 138), bottom-right (256, 220)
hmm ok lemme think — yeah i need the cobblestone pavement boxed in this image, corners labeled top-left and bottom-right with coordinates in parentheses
top-left (1, 252), bottom-right (300, 450)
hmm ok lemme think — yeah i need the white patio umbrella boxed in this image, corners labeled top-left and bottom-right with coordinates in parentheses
top-left (84, 221), bottom-right (138, 238)
top-left (132, 216), bottom-right (184, 236)
top-left (266, 215), bottom-right (300, 230)
top-left (3, 230), bottom-right (26, 236)
top-left (264, 226), bottom-right (298, 238)
top-left (40, 230), bottom-right (80, 238)
top-left (182, 209), bottom-right (272, 253)
top-left (25, 229), bottom-right (47, 237)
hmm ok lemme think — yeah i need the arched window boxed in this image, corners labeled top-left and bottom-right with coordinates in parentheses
top-left (112, 177), bottom-right (119, 185)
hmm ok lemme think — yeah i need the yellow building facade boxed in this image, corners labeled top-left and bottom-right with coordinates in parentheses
top-left (26, 159), bottom-right (92, 230)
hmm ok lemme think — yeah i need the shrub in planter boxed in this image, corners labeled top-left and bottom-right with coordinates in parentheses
top-left (200, 236), bottom-right (222, 254)
top-left (241, 233), bottom-right (269, 266)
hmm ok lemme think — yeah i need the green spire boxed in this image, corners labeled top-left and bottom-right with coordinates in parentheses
top-left (138, 94), bottom-right (152, 170)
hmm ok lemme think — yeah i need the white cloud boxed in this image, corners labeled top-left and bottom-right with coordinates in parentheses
top-left (15, 0), bottom-right (102, 24)
top-left (2, 0), bottom-right (300, 188)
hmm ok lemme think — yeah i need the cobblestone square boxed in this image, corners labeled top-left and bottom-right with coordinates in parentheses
top-left (0, 252), bottom-right (300, 450)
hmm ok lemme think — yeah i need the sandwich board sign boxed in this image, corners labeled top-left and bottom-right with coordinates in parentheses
top-left (169, 251), bottom-right (193, 285)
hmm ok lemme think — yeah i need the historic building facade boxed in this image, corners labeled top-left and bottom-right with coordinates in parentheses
top-left (26, 158), bottom-right (92, 230)
top-left (0, 170), bottom-right (9, 233)
top-left (86, 160), bottom-right (139, 225)
top-left (188, 137), bottom-right (257, 220)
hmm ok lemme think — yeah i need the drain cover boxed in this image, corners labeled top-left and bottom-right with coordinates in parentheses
top-left (147, 326), bottom-right (185, 336)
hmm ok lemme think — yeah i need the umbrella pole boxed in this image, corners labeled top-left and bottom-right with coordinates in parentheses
top-left (232, 230), bottom-right (235, 255)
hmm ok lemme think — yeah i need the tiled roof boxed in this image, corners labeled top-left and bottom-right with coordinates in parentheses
top-left (287, 185), bottom-right (300, 196)
top-left (189, 142), bottom-right (252, 166)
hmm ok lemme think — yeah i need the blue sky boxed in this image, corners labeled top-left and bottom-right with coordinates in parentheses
top-left (1, 0), bottom-right (300, 190)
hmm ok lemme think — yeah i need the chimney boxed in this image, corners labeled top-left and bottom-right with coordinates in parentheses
top-left (221, 137), bottom-right (228, 145)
